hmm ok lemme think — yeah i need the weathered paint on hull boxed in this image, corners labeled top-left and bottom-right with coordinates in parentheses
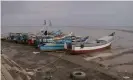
top-left (69, 44), bottom-right (111, 55)
top-left (40, 47), bottom-right (64, 51)
top-left (39, 44), bottom-right (65, 51)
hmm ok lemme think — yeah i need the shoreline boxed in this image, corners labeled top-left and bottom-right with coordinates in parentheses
top-left (1, 41), bottom-right (122, 80)
top-left (1, 27), bottom-right (133, 80)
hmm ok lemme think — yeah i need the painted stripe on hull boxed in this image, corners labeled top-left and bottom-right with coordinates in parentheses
top-left (73, 42), bottom-right (111, 51)
top-left (70, 43), bottom-right (111, 55)
top-left (39, 44), bottom-right (64, 51)
top-left (40, 46), bottom-right (64, 51)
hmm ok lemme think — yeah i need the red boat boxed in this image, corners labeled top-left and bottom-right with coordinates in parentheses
top-left (28, 34), bottom-right (36, 45)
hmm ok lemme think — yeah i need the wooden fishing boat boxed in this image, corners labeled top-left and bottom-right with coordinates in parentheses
top-left (12, 33), bottom-right (22, 43)
top-left (65, 32), bottom-right (115, 55)
top-left (27, 34), bottom-right (36, 45)
top-left (7, 33), bottom-right (15, 41)
top-left (21, 33), bottom-right (28, 44)
top-left (15, 33), bottom-right (28, 44)
top-left (38, 37), bottom-right (72, 51)
top-left (39, 43), bottom-right (65, 51)
top-left (38, 34), bottom-right (87, 51)
top-left (50, 30), bottom-right (63, 36)
top-left (34, 36), bottom-right (55, 47)
top-left (53, 32), bottom-right (74, 41)
top-left (33, 30), bottom-right (68, 48)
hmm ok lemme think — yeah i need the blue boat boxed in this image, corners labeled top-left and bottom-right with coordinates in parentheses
top-left (38, 37), bottom-right (72, 51)
top-left (12, 33), bottom-right (28, 43)
top-left (34, 36), bottom-right (55, 47)
top-left (8, 33), bottom-right (21, 43)
top-left (50, 30), bottom-right (63, 36)
top-left (8, 33), bottom-right (15, 41)
top-left (39, 43), bottom-right (65, 51)
top-left (38, 35), bottom-right (90, 51)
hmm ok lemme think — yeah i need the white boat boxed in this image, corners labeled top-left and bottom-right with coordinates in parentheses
top-left (64, 32), bottom-right (115, 55)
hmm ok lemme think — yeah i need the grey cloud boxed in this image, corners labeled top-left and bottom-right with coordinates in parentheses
top-left (1, 1), bottom-right (133, 31)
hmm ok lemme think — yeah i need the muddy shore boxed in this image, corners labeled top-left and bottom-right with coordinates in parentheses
top-left (1, 41), bottom-right (123, 80)
top-left (1, 28), bottom-right (133, 80)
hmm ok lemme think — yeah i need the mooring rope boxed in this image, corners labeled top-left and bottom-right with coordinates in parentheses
top-left (34, 53), bottom-right (66, 71)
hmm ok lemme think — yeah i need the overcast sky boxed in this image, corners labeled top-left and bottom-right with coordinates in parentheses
top-left (1, 1), bottom-right (133, 29)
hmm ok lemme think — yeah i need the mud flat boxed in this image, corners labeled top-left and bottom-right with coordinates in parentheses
top-left (1, 28), bottom-right (133, 80)
top-left (81, 29), bottom-right (133, 80)
top-left (1, 41), bottom-right (122, 80)
top-left (63, 28), bottom-right (133, 80)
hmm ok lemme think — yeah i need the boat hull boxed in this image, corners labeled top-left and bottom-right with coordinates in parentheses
top-left (69, 44), bottom-right (111, 55)
top-left (65, 32), bottom-right (115, 55)
top-left (39, 43), bottom-right (65, 51)
top-left (67, 41), bottom-right (112, 55)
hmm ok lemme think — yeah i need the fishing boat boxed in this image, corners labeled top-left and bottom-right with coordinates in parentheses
top-left (7, 33), bottom-right (16, 41)
top-left (39, 43), bottom-right (65, 51)
top-left (34, 36), bottom-right (55, 47)
top-left (16, 33), bottom-right (28, 44)
top-left (12, 33), bottom-right (22, 43)
top-left (38, 38), bottom-right (72, 51)
top-left (37, 31), bottom-right (75, 51)
top-left (38, 32), bottom-right (89, 51)
top-left (27, 34), bottom-right (36, 45)
top-left (65, 32), bottom-right (115, 55)
top-left (21, 33), bottom-right (28, 44)
top-left (38, 33), bottom-right (86, 51)
top-left (50, 30), bottom-right (64, 37)
top-left (36, 20), bottom-right (74, 51)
